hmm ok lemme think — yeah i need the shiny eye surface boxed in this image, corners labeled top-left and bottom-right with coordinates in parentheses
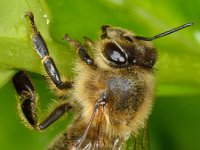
top-left (103, 43), bottom-right (127, 65)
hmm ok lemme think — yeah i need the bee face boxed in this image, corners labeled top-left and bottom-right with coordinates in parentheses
top-left (99, 25), bottom-right (157, 69)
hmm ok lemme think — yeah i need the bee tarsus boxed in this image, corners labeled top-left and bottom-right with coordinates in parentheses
top-left (64, 34), bottom-right (94, 65)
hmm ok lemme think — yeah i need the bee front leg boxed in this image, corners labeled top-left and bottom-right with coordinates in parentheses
top-left (25, 12), bottom-right (72, 90)
top-left (83, 36), bottom-right (95, 48)
top-left (12, 71), bottom-right (72, 130)
top-left (63, 34), bottom-right (95, 66)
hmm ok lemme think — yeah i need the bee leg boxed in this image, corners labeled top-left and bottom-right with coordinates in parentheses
top-left (63, 34), bottom-right (94, 66)
top-left (38, 102), bottom-right (72, 130)
top-left (25, 11), bottom-right (72, 90)
top-left (12, 71), bottom-right (72, 130)
top-left (83, 36), bottom-right (95, 48)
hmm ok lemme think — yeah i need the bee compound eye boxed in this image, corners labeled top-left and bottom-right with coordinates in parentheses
top-left (103, 43), bottom-right (127, 65)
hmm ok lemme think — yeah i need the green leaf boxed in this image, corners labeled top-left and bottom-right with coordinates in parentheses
top-left (0, 0), bottom-right (75, 86)
top-left (0, 0), bottom-right (50, 85)
top-left (1, 0), bottom-right (200, 150)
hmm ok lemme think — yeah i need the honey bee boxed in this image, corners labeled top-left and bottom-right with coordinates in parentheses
top-left (12, 11), bottom-right (193, 150)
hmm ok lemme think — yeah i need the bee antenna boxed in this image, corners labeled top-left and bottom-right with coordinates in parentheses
top-left (135, 22), bottom-right (194, 41)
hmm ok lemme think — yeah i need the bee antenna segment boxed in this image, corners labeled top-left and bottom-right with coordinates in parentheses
top-left (135, 22), bottom-right (194, 41)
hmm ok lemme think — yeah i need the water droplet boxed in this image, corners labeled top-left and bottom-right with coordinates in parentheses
top-left (43, 14), bottom-right (50, 25)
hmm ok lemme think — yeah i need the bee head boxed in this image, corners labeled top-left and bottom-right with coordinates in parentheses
top-left (96, 22), bottom-right (193, 70)
top-left (99, 25), bottom-right (157, 69)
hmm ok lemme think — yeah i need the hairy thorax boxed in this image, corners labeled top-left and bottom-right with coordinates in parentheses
top-left (73, 62), bottom-right (154, 139)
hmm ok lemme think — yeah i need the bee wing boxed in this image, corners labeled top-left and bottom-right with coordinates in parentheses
top-left (90, 108), bottom-right (106, 148)
top-left (79, 108), bottom-right (125, 149)
top-left (78, 107), bottom-right (109, 149)
top-left (80, 113), bottom-right (150, 150)
top-left (125, 125), bottom-right (150, 150)
top-left (140, 125), bottom-right (150, 150)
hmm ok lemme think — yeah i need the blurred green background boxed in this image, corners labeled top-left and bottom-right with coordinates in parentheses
top-left (0, 0), bottom-right (200, 149)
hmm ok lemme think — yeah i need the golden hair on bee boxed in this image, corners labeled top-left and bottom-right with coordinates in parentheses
top-left (12, 11), bottom-right (193, 150)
